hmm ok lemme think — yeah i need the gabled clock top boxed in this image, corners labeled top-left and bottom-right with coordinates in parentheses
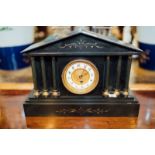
top-left (22, 30), bottom-right (142, 56)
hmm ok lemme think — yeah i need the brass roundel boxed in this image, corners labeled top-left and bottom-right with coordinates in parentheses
top-left (61, 59), bottom-right (99, 94)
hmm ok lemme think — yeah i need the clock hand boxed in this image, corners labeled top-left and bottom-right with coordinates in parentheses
top-left (79, 75), bottom-right (83, 79)
top-left (79, 70), bottom-right (88, 79)
top-left (80, 69), bottom-right (85, 76)
top-left (79, 69), bottom-right (84, 79)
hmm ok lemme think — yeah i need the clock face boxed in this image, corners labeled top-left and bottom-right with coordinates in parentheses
top-left (61, 59), bottom-right (99, 94)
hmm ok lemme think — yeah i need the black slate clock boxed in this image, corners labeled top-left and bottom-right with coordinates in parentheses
top-left (22, 30), bottom-right (142, 117)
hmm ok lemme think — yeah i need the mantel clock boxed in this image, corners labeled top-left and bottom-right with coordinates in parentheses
top-left (22, 30), bottom-right (142, 117)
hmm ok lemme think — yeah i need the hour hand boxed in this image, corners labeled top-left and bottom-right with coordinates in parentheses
top-left (79, 74), bottom-right (83, 79)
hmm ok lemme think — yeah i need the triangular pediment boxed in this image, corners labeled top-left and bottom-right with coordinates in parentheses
top-left (22, 30), bottom-right (142, 56)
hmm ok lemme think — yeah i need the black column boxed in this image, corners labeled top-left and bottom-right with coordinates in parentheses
top-left (114, 56), bottom-right (122, 96)
top-left (41, 57), bottom-right (49, 97)
top-left (31, 57), bottom-right (40, 97)
top-left (51, 57), bottom-right (60, 97)
top-left (124, 56), bottom-right (132, 96)
top-left (103, 56), bottom-right (110, 97)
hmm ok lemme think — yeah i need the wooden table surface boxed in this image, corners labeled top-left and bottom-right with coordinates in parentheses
top-left (0, 86), bottom-right (155, 129)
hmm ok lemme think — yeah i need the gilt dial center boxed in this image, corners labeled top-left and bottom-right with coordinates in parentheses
top-left (71, 69), bottom-right (90, 85)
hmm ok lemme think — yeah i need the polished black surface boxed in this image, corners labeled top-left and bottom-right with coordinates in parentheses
top-left (22, 30), bottom-right (142, 55)
top-left (24, 96), bottom-right (139, 117)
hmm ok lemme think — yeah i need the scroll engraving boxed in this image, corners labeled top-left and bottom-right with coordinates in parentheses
top-left (60, 39), bottom-right (104, 49)
top-left (56, 107), bottom-right (109, 115)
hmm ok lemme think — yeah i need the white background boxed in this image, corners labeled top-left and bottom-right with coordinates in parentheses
top-left (0, 0), bottom-right (155, 155)
top-left (0, 130), bottom-right (155, 155)
top-left (1, 0), bottom-right (155, 25)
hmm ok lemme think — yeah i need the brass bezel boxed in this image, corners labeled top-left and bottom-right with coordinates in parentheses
top-left (61, 59), bottom-right (99, 95)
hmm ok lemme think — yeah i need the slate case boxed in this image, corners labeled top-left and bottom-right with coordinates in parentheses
top-left (22, 30), bottom-right (142, 117)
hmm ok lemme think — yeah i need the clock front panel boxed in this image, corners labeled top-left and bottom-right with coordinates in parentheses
top-left (31, 55), bottom-right (129, 97)
top-left (57, 56), bottom-right (105, 96)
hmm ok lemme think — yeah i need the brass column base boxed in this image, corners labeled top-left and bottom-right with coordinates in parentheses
top-left (123, 90), bottom-right (129, 97)
top-left (102, 90), bottom-right (109, 97)
top-left (42, 90), bottom-right (49, 97)
top-left (114, 89), bottom-right (120, 97)
top-left (33, 90), bottom-right (40, 97)
top-left (51, 90), bottom-right (60, 97)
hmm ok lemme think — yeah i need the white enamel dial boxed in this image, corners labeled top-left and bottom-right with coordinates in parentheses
top-left (62, 59), bottom-right (99, 94)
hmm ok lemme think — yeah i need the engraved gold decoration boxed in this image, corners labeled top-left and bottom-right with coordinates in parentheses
top-left (62, 59), bottom-right (99, 94)
top-left (60, 39), bottom-right (104, 49)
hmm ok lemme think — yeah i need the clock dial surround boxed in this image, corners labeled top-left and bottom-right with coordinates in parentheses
top-left (61, 59), bottom-right (99, 94)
